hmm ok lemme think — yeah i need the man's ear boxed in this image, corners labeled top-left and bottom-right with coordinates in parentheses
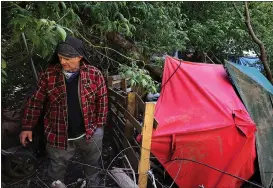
top-left (77, 56), bottom-right (83, 62)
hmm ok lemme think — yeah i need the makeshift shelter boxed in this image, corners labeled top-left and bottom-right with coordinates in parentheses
top-left (226, 62), bottom-right (273, 188)
top-left (228, 56), bottom-right (264, 72)
top-left (151, 56), bottom-right (257, 187)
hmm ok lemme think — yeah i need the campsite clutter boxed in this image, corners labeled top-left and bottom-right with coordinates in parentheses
top-left (2, 56), bottom-right (273, 188)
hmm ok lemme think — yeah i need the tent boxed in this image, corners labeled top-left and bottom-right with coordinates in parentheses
top-left (228, 56), bottom-right (264, 72)
top-left (151, 56), bottom-right (257, 187)
top-left (226, 62), bottom-right (273, 188)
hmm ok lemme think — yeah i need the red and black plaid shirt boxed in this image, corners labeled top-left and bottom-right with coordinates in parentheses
top-left (22, 62), bottom-right (108, 149)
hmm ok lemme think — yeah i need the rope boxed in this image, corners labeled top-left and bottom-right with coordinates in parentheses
top-left (160, 60), bottom-right (182, 90)
top-left (165, 158), bottom-right (264, 188)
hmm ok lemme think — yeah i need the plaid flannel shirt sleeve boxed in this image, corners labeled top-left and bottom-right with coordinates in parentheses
top-left (96, 71), bottom-right (108, 127)
top-left (21, 72), bottom-right (47, 131)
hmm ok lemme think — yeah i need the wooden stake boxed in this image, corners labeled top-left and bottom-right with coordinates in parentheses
top-left (138, 102), bottom-right (155, 188)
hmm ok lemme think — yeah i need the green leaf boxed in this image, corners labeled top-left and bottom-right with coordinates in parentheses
top-left (141, 79), bottom-right (147, 87)
top-left (118, 13), bottom-right (126, 22)
top-left (61, 2), bottom-right (67, 9)
top-left (2, 59), bottom-right (7, 69)
top-left (36, 20), bottom-right (45, 30)
top-left (50, 20), bottom-right (56, 25)
top-left (130, 79), bottom-right (136, 86)
top-left (126, 70), bottom-right (134, 77)
top-left (151, 86), bottom-right (157, 93)
top-left (46, 25), bottom-right (56, 33)
top-left (114, 3), bottom-right (119, 11)
top-left (56, 26), bottom-right (67, 41)
top-left (2, 77), bottom-right (7, 84)
top-left (2, 69), bottom-right (7, 76)
top-left (124, 23), bottom-right (130, 36)
top-left (39, 18), bottom-right (48, 25)
top-left (32, 34), bottom-right (40, 46)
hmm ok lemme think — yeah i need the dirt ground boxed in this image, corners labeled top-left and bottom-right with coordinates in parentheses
top-left (2, 128), bottom-right (121, 188)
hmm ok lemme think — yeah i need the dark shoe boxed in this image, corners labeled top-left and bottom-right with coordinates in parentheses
top-left (76, 178), bottom-right (87, 188)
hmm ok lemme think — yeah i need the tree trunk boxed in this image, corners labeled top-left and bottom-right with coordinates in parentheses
top-left (244, 2), bottom-right (273, 84)
top-left (106, 32), bottom-right (162, 81)
top-left (106, 32), bottom-right (138, 53)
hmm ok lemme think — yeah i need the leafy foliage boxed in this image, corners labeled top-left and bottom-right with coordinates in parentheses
top-left (182, 2), bottom-right (248, 54)
top-left (247, 2), bottom-right (273, 68)
top-left (1, 1), bottom-right (273, 108)
top-left (7, 2), bottom-right (82, 59)
top-left (128, 2), bottom-right (188, 56)
top-left (119, 62), bottom-right (159, 93)
top-left (182, 1), bottom-right (273, 71)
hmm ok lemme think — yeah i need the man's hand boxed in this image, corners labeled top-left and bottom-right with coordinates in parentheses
top-left (19, 131), bottom-right (32, 147)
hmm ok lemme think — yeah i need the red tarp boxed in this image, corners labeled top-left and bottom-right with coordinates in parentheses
top-left (151, 56), bottom-right (257, 188)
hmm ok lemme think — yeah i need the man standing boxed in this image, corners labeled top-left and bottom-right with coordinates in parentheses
top-left (19, 36), bottom-right (108, 187)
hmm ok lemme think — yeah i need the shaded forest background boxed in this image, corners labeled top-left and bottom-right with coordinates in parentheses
top-left (1, 1), bottom-right (273, 110)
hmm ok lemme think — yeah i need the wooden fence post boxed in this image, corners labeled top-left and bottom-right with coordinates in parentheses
top-left (124, 93), bottom-right (136, 138)
top-left (107, 76), bottom-right (114, 88)
top-left (121, 78), bottom-right (127, 92)
top-left (123, 92), bottom-right (138, 171)
top-left (138, 102), bottom-right (156, 188)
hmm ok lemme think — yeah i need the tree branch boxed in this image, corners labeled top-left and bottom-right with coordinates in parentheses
top-left (77, 31), bottom-right (144, 64)
top-left (244, 2), bottom-right (263, 47)
top-left (57, 9), bottom-right (71, 23)
top-left (244, 1), bottom-right (272, 83)
top-left (233, 2), bottom-right (244, 21)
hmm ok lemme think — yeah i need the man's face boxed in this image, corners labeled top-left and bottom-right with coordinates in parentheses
top-left (57, 54), bottom-right (82, 72)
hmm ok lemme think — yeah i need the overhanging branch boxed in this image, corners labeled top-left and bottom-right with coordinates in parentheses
top-left (244, 2), bottom-right (272, 83)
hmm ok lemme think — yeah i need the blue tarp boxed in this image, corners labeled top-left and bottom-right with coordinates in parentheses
top-left (229, 56), bottom-right (264, 72)
top-left (230, 62), bottom-right (273, 94)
